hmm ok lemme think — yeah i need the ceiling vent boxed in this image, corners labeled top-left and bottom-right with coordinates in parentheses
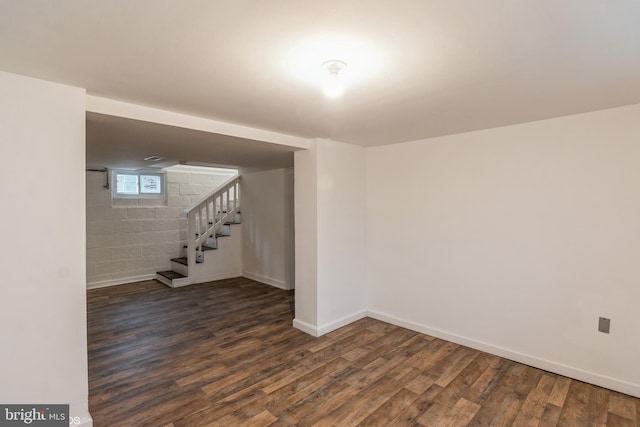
top-left (144, 155), bottom-right (164, 162)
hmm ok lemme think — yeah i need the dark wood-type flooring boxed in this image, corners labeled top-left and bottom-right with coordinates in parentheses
top-left (87, 278), bottom-right (639, 426)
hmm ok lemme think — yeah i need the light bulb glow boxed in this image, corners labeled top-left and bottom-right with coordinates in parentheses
top-left (285, 35), bottom-right (380, 97)
top-left (323, 75), bottom-right (343, 98)
top-left (322, 60), bottom-right (347, 98)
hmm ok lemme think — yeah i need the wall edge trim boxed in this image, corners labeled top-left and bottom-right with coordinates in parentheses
top-left (318, 310), bottom-right (368, 336)
top-left (243, 271), bottom-right (290, 290)
top-left (75, 413), bottom-right (93, 427)
top-left (292, 318), bottom-right (320, 337)
top-left (86, 274), bottom-right (156, 290)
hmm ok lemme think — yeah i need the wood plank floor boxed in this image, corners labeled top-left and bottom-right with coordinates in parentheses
top-left (87, 278), bottom-right (639, 427)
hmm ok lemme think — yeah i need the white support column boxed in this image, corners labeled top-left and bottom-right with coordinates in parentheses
top-left (293, 139), bottom-right (368, 337)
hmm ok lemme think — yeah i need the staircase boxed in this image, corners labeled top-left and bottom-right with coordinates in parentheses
top-left (156, 175), bottom-right (242, 287)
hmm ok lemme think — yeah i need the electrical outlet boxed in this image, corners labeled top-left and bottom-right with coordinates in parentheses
top-left (598, 317), bottom-right (610, 334)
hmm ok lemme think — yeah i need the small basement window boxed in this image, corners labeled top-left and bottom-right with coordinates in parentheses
top-left (112, 170), bottom-right (166, 199)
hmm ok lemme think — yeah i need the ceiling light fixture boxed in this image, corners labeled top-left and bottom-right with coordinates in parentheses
top-left (322, 60), bottom-right (347, 98)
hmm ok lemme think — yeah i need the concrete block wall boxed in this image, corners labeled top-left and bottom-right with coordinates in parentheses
top-left (86, 170), bottom-right (233, 288)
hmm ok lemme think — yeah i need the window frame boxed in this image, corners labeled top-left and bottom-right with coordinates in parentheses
top-left (111, 170), bottom-right (166, 200)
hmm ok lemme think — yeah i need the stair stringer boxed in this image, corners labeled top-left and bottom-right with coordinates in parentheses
top-left (189, 223), bottom-right (243, 285)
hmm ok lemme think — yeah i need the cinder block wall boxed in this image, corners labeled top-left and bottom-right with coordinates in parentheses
top-left (86, 170), bottom-right (232, 288)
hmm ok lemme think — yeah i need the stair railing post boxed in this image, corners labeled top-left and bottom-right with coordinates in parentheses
top-left (215, 193), bottom-right (221, 233)
top-left (205, 198), bottom-right (211, 241)
top-left (224, 187), bottom-right (230, 224)
top-left (187, 211), bottom-right (196, 272)
top-left (231, 182), bottom-right (235, 213)
top-left (235, 180), bottom-right (240, 216)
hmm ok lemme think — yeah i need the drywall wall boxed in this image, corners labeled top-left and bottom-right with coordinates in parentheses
top-left (0, 72), bottom-right (92, 425)
top-left (293, 144), bottom-right (318, 333)
top-left (366, 103), bottom-right (640, 397)
top-left (241, 168), bottom-right (294, 289)
top-left (86, 169), bottom-right (232, 288)
top-left (294, 139), bottom-right (368, 336)
top-left (316, 140), bottom-right (368, 331)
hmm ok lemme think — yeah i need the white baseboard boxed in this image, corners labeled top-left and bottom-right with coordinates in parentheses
top-left (86, 274), bottom-right (156, 289)
top-left (318, 310), bottom-right (368, 336)
top-left (368, 309), bottom-right (640, 398)
top-left (293, 310), bottom-right (368, 338)
top-left (293, 318), bottom-right (320, 337)
top-left (243, 271), bottom-right (290, 290)
top-left (74, 412), bottom-right (93, 427)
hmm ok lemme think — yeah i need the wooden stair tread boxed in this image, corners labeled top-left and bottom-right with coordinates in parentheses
top-left (157, 270), bottom-right (186, 280)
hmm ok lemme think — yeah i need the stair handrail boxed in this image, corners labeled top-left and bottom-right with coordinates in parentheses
top-left (183, 174), bottom-right (241, 271)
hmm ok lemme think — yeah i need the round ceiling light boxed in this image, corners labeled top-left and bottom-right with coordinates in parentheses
top-left (322, 60), bottom-right (348, 98)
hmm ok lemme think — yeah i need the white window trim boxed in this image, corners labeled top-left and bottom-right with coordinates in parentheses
top-left (112, 170), bottom-right (166, 200)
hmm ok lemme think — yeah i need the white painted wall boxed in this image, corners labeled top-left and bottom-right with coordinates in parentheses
top-left (367, 103), bottom-right (640, 397)
top-left (316, 140), bottom-right (368, 331)
top-left (241, 168), bottom-right (294, 290)
top-left (86, 169), bottom-right (231, 288)
top-left (293, 144), bottom-right (318, 333)
top-left (294, 139), bottom-right (368, 336)
top-left (0, 72), bottom-right (92, 425)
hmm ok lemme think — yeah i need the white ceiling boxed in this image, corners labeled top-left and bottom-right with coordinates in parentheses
top-left (86, 112), bottom-right (295, 170)
top-left (2, 1), bottom-right (640, 159)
